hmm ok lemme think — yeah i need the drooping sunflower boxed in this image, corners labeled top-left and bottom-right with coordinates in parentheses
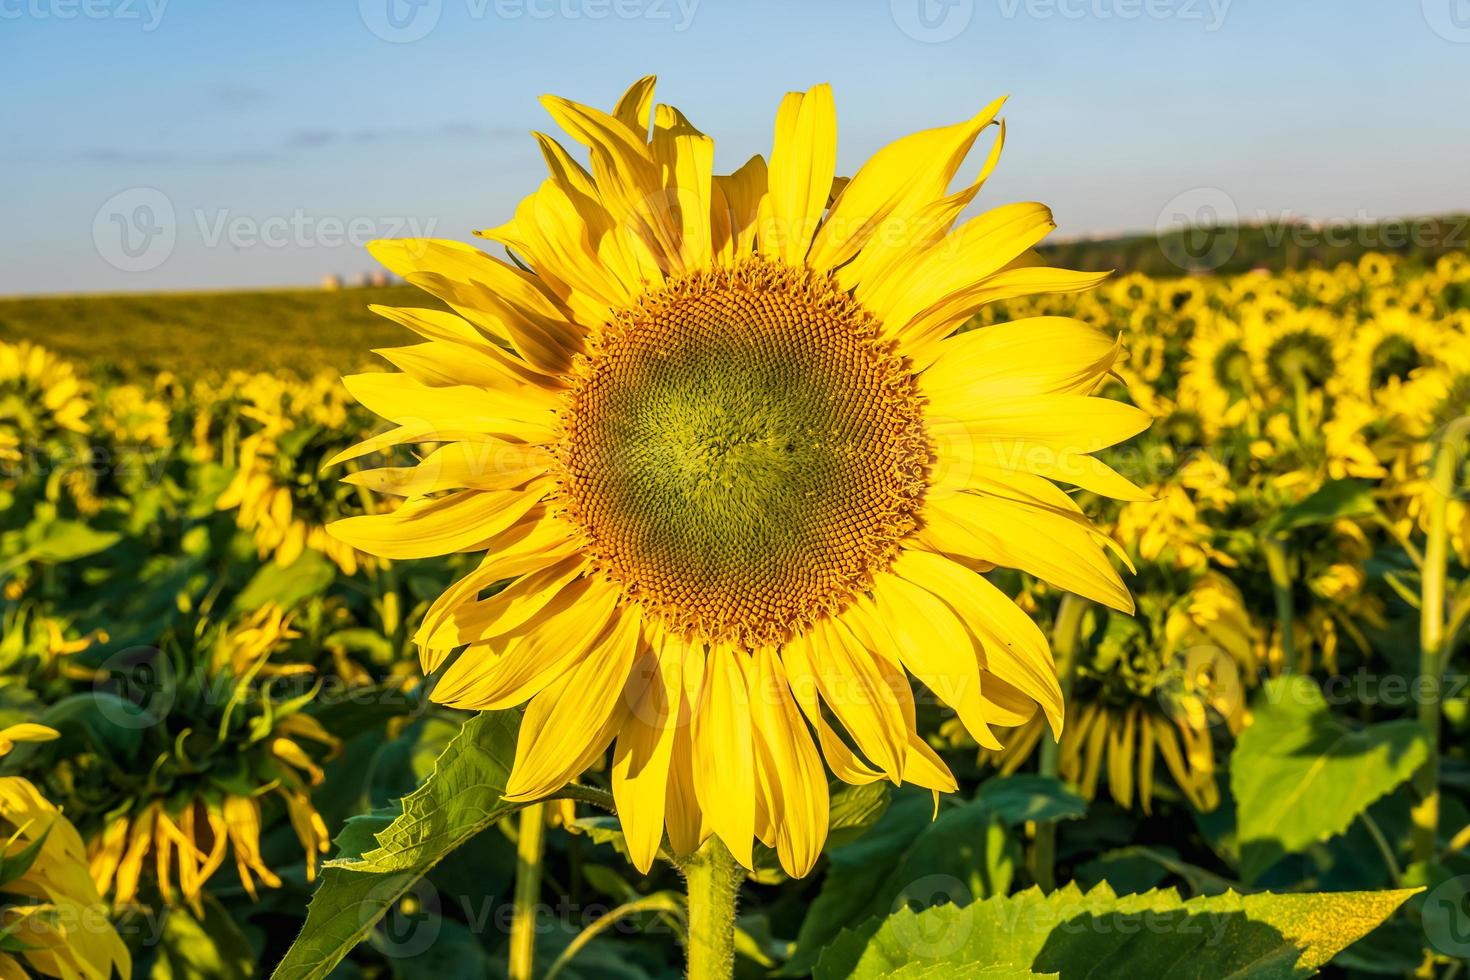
top-left (21, 607), bottom-right (336, 912)
top-left (329, 78), bottom-right (1147, 876)
top-left (0, 724), bottom-right (132, 980)
top-left (977, 573), bottom-right (1257, 813)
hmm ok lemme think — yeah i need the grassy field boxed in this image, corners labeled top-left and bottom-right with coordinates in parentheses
top-left (0, 285), bottom-right (422, 378)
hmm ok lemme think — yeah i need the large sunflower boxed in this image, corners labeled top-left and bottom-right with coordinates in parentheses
top-left (329, 78), bottom-right (1147, 876)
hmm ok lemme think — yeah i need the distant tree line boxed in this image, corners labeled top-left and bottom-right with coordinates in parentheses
top-left (1040, 213), bottom-right (1470, 276)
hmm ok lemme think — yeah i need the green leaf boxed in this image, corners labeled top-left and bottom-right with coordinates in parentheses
top-left (332, 806), bottom-right (401, 861)
top-left (152, 897), bottom-right (254, 980)
top-left (782, 791), bottom-right (1017, 976)
top-left (270, 710), bottom-right (523, 980)
top-left (974, 775), bottom-right (1087, 826)
top-left (813, 883), bottom-right (1417, 979)
top-left (826, 781), bottom-right (892, 849)
top-left (0, 826), bottom-right (50, 889)
top-left (229, 549), bottom-right (335, 615)
top-left (19, 519), bottom-right (122, 564)
top-left (1231, 676), bottom-right (1427, 882)
top-left (1264, 479), bottom-right (1378, 535)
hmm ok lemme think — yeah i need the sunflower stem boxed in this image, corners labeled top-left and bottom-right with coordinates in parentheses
top-left (681, 836), bottom-right (741, 980)
top-left (1262, 535), bottom-right (1296, 674)
top-left (1411, 420), bottom-right (1468, 866)
top-left (508, 802), bottom-right (546, 980)
top-left (1035, 593), bottom-right (1086, 893)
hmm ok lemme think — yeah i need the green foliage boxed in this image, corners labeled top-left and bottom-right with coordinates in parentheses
top-left (1231, 676), bottom-right (1428, 882)
top-left (1262, 479), bottom-right (1379, 536)
top-left (270, 711), bottom-right (523, 980)
top-left (812, 883), bottom-right (1417, 979)
top-left (781, 790), bottom-right (1019, 976)
top-left (153, 899), bottom-right (255, 980)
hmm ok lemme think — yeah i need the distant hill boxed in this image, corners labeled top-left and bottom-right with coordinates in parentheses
top-left (1041, 214), bottom-right (1470, 276)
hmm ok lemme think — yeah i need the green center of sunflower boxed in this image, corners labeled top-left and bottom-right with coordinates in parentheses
top-left (1370, 335), bottom-right (1423, 387)
top-left (1266, 330), bottom-right (1335, 388)
top-left (554, 260), bottom-right (929, 647)
top-left (1211, 341), bottom-right (1252, 397)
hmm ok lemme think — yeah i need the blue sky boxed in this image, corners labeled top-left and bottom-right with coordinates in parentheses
top-left (3, 0), bottom-right (1467, 294)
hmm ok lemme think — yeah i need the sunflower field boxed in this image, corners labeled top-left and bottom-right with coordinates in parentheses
top-left (2, 246), bottom-right (1467, 977)
top-left (5, 74), bottom-right (1470, 978)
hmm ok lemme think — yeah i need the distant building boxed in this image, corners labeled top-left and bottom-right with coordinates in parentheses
top-left (321, 274), bottom-right (343, 291)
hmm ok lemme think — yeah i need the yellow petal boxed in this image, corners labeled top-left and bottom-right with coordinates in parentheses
top-left (922, 485), bottom-right (1133, 613)
top-left (809, 96), bottom-right (1005, 273)
top-left (328, 485), bottom-right (548, 560)
top-left (692, 646), bottom-right (758, 868)
top-left (432, 574), bottom-right (623, 710)
top-left (759, 84), bottom-right (836, 265)
top-left (612, 640), bottom-right (685, 873)
top-left (864, 577), bottom-right (999, 750)
top-left (748, 646), bottom-right (829, 877)
top-left (651, 104), bottom-right (715, 273)
top-left (891, 549), bottom-right (1063, 736)
top-left (780, 635), bottom-right (884, 785)
top-left (503, 606), bottom-right (643, 801)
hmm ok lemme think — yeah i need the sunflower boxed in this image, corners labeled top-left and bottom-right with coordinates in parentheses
top-left (21, 607), bottom-right (336, 912)
top-left (0, 341), bottom-right (97, 511)
top-left (1334, 310), bottom-right (1441, 406)
top-left (0, 724), bottom-right (132, 980)
top-left (979, 574), bottom-right (1256, 813)
top-left (216, 373), bottom-right (377, 574)
top-left (1177, 313), bottom-right (1255, 433)
top-left (0, 342), bottom-right (90, 465)
top-left (329, 78), bottom-right (1146, 877)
